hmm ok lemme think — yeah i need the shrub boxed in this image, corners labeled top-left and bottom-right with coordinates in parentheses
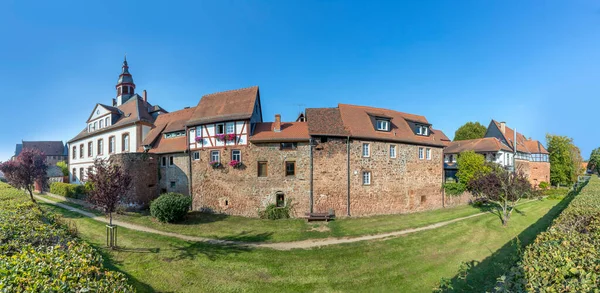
top-left (542, 187), bottom-right (569, 200)
top-left (443, 182), bottom-right (466, 196)
top-left (0, 182), bottom-right (133, 292)
top-left (150, 192), bottom-right (192, 223)
top-left (538, 181), bottom-right (549, 190)
top-left (259, 201), bottom-right (291, 220)
top-left (498, 177), bottom-right (597, 291)
top-left (456, 151), bottom-right (492, 189)
top-left (50, 182), bottom-right (85, 198)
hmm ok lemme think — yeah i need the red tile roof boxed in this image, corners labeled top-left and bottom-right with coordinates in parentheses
top-left (250, 122), bottom-right (310, 142)
top-left (524, 139), bottom-right (549, 154)
top-left (187, 86), bottom-right (259, 126)
top-left (432, 129), bottom-right (451, 146)
top-left (444, 137), bottom-right (512, 154)
top-left (305, 108), bottom-right (349, 137)
top-left (491, 120), bottom-right (548, 154)
top-left (142, 107), bottom-right (196, 154)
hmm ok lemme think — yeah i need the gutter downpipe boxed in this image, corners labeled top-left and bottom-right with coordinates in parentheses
top-left (186, 126), bottom-right (194, 210)
top-left (309, 138), bottom-right (314, 214)
top-left (347, 136), bottom-right (351, 217)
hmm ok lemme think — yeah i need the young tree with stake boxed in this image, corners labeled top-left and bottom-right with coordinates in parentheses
top-left (86, 159), bottom-right (131, 227)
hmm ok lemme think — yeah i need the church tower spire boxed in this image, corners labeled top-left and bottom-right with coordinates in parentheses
top-left (115, 55), bottom-right (136, 106)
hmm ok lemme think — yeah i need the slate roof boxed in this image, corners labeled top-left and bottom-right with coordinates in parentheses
top-left (69, 96), bottom-right (159, 143)
top-left (187, 86), bottom-right (259, 126)
top-left (21, 141), bottom-right (66, 156)
top-left (444, 137), bottom-right (512, 154)
top-left (250, 122), bottom-right (310, 142)
top-left (142, 107), bottom-right (196, 154)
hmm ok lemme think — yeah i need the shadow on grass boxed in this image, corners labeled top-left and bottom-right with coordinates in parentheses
top-left (217, 231), bottom-right (274, 243)
top-left (168, 241), bottom-right (254, 261)
top-left (436, 193), bottom-right (577, 292)
top-left (93, 244), bottom-right (157, 293)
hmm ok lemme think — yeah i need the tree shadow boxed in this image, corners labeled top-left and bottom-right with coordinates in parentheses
top-left (168, 241), bottom-right (253, 262)
top-left (436, 192), bottom-right (577, 292)
top-left (92, 243), bottom-right (157, 293)
top-left (217, 231), bottom-right (274, 243)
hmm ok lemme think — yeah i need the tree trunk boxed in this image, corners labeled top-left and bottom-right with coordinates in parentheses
top-left (27, 187), bottom-right (36, 203)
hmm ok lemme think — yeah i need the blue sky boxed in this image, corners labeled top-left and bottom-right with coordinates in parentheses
top-left (1, 1), bottom-right (599, 161)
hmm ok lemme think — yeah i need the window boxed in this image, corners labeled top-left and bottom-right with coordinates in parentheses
top-left (88, 124), bottom-right (92, 132)
top-left (421, 195), bottom-right (427, 204)
top-left (72, 146), bottom-right (76, 159)
top-left (169, 156), bottom-right (174, 166)
top-left (193, 152), bottom-right (200, 161)
top-left (257, 161), bottom-right (268, 177)
top-left (122, 134), bottom-right (129, 152)
top-left (362, 171), bottom-right (371, 185)
top-left (376, 119), bottom-right (390, 131)
top-left (285, 161), bottom-right (296, 176)
top-left (444, 155), bottom-right (449, 163)
top-left (362, 143), bottom-right (370, 157)
top-left (79, 144), bottom-right (84, 158)
top-left (109, 136), bottom-right (115, 154)
top-left (79, 168), bottom-right (84, 182)
top-left (280, 142), bottom-right (297, 150)
top-left (161, 156), bottom-right (167, 167)
top-left (72, 168), bottom-right (76, 182)
top-left (210, 151), bottom-right (220, 163)
top-left (276, 192), bottom-right (285, 208)
top-left (390, 145), bottom-right (396, 158)
top-left (87, 167), bottom-right (93, 180)
top-left (216, 123), bottom-right (225, 135)
top-left (418, 147), bottom-right (424, 160)
top-left (88, 141), bottom-right (93, 157)
top-left (320, 137), bottom-right (328, 143)
top-left (231, 150), bottom-right (241, 162)
top-left (94, 121), bottom-right (98, 131)
top-left (426, 148), bottom-right (431, 160)
top-left (170, 181), bottom-right (176, 188)
top-left (165, 131), bottom-right (185, 138)
top-left (105, 117), bottom-right (110, 127)
top-left (97, 139), bottom-right (104, 155)
top-left (417, 125), bottom-right (429, 136)
top-left (226, 123), bottom-right (235, 134)
top-left (99, 119), bottom-right (104, 129)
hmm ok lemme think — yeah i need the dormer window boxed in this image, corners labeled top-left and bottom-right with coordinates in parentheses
top-left (165, 131), bottom-right (185, 139)
top-left (376, 119), bottom-right (390, 131)
top-left (416, 125), bottom-right (429, 136)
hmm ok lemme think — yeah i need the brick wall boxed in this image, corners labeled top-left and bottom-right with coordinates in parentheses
top-left (516, 159), bottom-right (550, 187)
top-left (159, 153), bottom-right (190, 195)
top-left (191, 143), bottom-right (311, 217)
top-left (110, 153), bottom-right (159, 209)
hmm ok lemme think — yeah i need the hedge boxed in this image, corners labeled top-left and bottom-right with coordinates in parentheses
top-left (498, 176), bottom-right (599, 292)
top-left (49, 182), bottom-right (85, 198)
top-left (150, 192), bottom-right (192, 223)
top-left (0, 182), bottom-right (134, 292)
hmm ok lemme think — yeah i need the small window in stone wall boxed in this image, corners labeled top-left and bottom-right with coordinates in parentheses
top-left (421, 195), bottom-right (427, 204)
top-left (193, 152), bottom-right (200, 161)
top-left (170, 181), bottom-right (176, 188)
top-left (276, 192), bottom-right (285, 207)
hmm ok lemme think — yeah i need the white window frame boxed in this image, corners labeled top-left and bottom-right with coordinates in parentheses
top-left (105, 117), bottom-right (110, 127)
top-left (390, 145), bottom-right (396, 158)
top-left (444, 155), bottom-right (449, 163)
top-left (362, 143), bottom-right (370, 157)
top-left (193, 152), bottom-right (200, 161)
top-left (99, 119), bottom-right (104, 129)
top-left (226, 122), bottom-right (235, 134)
top-left (417, 125), bottom-right (429, 136)
top-left (376, 119), bottom-right (390, 131)
top-left (419, 147), bottom-right (424, 160)
top-left (362, 171), bottom-right (371, 185)
top-left (426, 148), bottom-right (431, 160)
top-left (215, 123), bottom-right (225, 135)
top-left (210, 150), bottom-right (220, 162)
top-left (231, 149), bottom-right (241, 162)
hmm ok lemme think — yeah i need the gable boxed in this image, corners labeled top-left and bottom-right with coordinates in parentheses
top-left (87, 104), bottom-right (113, 123)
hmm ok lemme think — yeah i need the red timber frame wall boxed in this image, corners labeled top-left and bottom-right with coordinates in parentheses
top-left (188, 120), bottom-right (249, 150)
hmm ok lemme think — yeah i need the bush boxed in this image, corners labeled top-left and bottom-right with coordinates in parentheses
top-left (259, 201), bottom-right (291, 220)
top-left (538, 181), bottom-right (549, 190)
top-left (542, 187), bottom-right (569, 200)
top-left (50, 182), bottom-right (85, 198)
top-left (498, 177), bottom-right (597, 292)
top-left (443, 182), bottom-right (466, 196)
top-left (150, 193), bottom-right (192, 223)
top-left (0, 182), bottom-right (133, 292)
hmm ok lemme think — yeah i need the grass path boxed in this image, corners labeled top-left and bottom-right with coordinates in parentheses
top-left (38, 196), bottom-right (566, 292)
top-left (34, 193), bottom-right (488, 250)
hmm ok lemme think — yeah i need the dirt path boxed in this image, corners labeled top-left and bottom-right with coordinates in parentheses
top-left (35, 194), bottom-right (487, 250)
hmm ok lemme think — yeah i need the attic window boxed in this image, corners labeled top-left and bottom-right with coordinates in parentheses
top-left (216, 123), bottom-right (225, 135)
top-left (416, 125), bottom-right (429, 136)
top-left (376, 119), bottom-right (390, 131)
top-left (280, 142), bottom-right (297, 150)
top-left (165, 131), bottom-right (185, 138)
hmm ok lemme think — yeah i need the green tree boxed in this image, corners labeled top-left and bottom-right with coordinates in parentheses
top-left (453, 122), bottom-right (487, 141)
top-left (546, 134), bottom-right (579, 186)
top-left (456, 150), bottom-right (491, 188)
top-left (588, 148), bottom-right (600, 174)
top-left (56, 161), bottom-right (69, 177)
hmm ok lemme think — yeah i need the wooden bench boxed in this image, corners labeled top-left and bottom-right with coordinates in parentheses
top-left (304, 211), bottom-right (335, 222)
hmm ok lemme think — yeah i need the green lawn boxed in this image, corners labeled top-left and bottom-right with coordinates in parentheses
top-left (39, 196), bottom-right (570, 292)
top-left (36, 193), bottom-right (492, 243)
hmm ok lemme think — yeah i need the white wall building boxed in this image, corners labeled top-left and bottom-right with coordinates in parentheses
top-left (68, 58), bottom-right (166, 184)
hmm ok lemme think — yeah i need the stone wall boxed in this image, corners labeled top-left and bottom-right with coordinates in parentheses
top-left (191, 143), bottom-right (311, 217)
top-left (443, 191), bottom-right (475, 207)
top-left (110, 153), bottom-right (159, 209)
top-left (158, 153), bottom-right (190, 195)
top-left (313, 138), bottom-right (446, 217)
top-left (516, 159), bottom-right (550, 187)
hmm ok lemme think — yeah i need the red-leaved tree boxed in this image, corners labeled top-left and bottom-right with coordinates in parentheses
top-left (469, 168), bottom-right (534, 226)
top-left (86, 159), bottom-right (131, 226)
top-left (0, 149), bottom-right (48, 203)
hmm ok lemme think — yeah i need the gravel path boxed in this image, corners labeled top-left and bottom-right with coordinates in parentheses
top-left (35, 194), bottom-right (487, 250)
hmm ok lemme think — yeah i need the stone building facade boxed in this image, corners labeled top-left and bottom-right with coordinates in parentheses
top-left (110, 153), bottom-right (159, 209)
top-left (158, 153), bottom-right (190, 195)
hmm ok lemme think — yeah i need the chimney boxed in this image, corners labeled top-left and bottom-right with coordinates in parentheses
top-left (274, 114), bottom-right (281, 132)
top-left (142, 90), bottom-right (147, 103)
top-left (112, 98), bottom-right (117, 106)
top-left (500, 121), bottom-right (506, 134)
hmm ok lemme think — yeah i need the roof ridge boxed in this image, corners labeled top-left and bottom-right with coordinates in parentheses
top-left (338, 103), bottom-right (427, 119)
top-left (202, 86), bottom-right (258, 98)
